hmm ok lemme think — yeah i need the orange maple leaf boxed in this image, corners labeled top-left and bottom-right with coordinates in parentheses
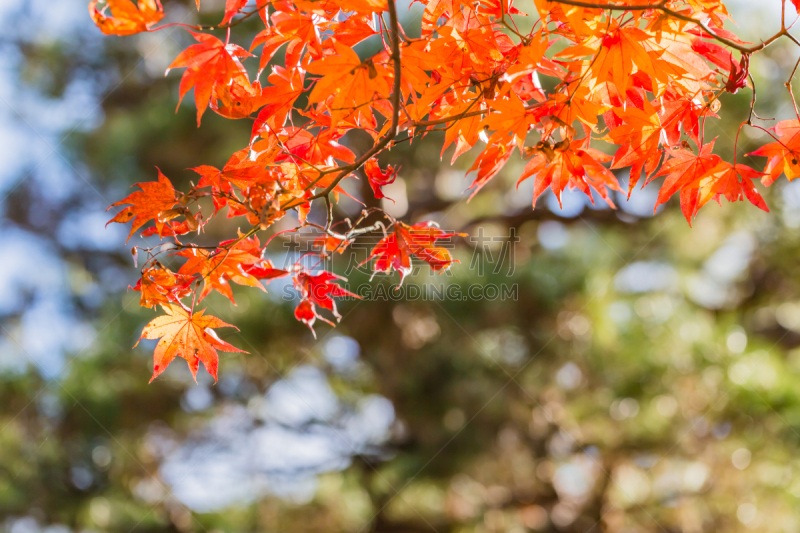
top-left (253, 66), bottom-right (306, 134)
top-left (748, 120), bottom-right (800, 185)
top-left (315, 234), bottom-right (351, 254)
top-left (89, 0), bottom-right (163, 36)
top-left (135, 303), bottom-right (246, 382)
top-left (438, 8), bottom-right (504, 67)
top-left (251, 5), bottom-right (323, 72)
top-left (504, 30), bottom-right (563, 85)
top-left (328, 0), bottom-right (387, 14)
top-left (468, 143), bottom-right (515, 197)
top-left (695, 162), bottom-right (768, 214)
top-left (606, 98), bottom-right (664, 196)
top-left (482, 90), bottom-right (531, 150)
top-left (106, 168), bottom-right (176, 241)
top-left (210, 77), bottom-right (268, 119)
top-left (177, 236), bottom-right (267, 304)
top-left (140, 216), bottom-right (204, 239)
top-left (659, 93), bottom-right (711, 146)
top-left (421, 0), bottom-right (464, 34)
top-left (437, 92), bottom-right (485, 163)
top-left (643, 24), bottom-right (716, 95)
top-left (133, 264), bottom-right (193, 308)
top-left (306, 41), bottom-right (392, 126)
top-left (650, 141), bottom-right (722, 222)
top-left (167, 31), bottom-right (250, 125)
top-left (192, 148), bottom-right (267, 191)
top-left (321, 14), bottom-right (378, 49)
top-left (558, 22), bottom-right (662, 96)
top-left (221, 0), bottom-right (251, 25)
top-left (519, 139), bottom-right (621, 208)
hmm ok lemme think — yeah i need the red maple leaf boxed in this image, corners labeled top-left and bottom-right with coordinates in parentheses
top-left (363, 222), bottom-right (466, 285)
top-left (364, 159), bottom-right (397, 200)
top-left (293, 271), bottom-right (359, 336)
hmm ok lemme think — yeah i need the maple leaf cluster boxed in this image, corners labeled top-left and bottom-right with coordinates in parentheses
top-left (92, 0), bottom-right (800, 381)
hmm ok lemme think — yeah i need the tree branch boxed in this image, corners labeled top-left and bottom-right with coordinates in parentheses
top-left (296, 0), bottom-right (403, 205)
top-left (547, 0), bottom-right (789, 53)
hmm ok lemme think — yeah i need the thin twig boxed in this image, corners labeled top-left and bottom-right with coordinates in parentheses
top-left (548, 0), bottom-right (788, 53)
top-left (786, 55), bottom-right (800, 122)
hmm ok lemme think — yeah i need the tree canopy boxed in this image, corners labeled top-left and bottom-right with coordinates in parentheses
top-left (91, 0), bottom-right (800, 381)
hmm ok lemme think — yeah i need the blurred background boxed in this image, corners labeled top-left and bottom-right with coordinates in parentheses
top-left (4, 0), bottom-right (800, 531)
